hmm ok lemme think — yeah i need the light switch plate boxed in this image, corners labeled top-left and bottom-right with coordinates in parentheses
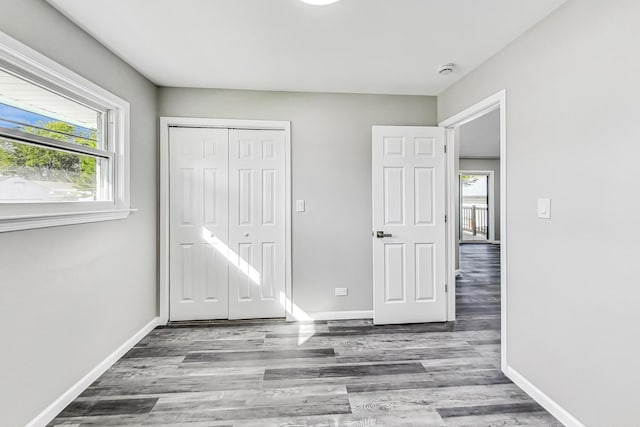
top-left (335, 287), bottom-right (348, 296)
top-left (295, 199), bottom-right (305, 212)
top-left (537, 198), bottom-right (551, 219)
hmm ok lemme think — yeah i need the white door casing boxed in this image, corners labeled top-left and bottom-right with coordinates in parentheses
top-left (169, 127), bottom-right (230, 321)
top-left (228, 129), bottom-right (286, 319)
top-left (372, 126), bottom-right (447, 324)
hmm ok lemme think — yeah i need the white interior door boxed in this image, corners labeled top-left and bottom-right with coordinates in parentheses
top-left (372, 126), bottom-right (447, 324)
top-left (228, 129), bottom-right (286, 319)
top-left (169, 127), bottom-right (229, 321)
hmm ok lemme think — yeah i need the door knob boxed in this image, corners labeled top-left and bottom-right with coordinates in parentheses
top-left (375, 231), bottom-right (392, 238)
top-left (244, 232), bottom-right (250, 237)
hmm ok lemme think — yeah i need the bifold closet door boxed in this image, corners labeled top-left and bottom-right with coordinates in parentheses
top-left (169, 127), bottom-right (230, 321)
top-left (228, 129), bottom-right (286, 319)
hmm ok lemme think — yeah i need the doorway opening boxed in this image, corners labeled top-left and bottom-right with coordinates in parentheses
top-left (440, 90), bottom-right (506, 371)
top-left (455, 112), bottom-right (501, 369)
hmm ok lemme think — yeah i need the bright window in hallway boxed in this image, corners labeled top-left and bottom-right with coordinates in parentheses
top-left (460, 174), bottom-right (489, 242)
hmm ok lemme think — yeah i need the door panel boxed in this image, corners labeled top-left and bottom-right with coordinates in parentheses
top-left (384, 167), bottom-right (405, 225)
top-left (169, 127), bottom-right (229, 321)
top-left (415, 243), bottom-right (436, 300)
top-left (414, 168), bottom-right (435, 225)
top-left (384, 243), bottom-right (406, 302)
top-left (373, 126), bottom-right (446, 324)
top-left (228, 129), bottom-right (286, 319)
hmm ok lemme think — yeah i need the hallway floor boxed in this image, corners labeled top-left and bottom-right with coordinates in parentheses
top-left (456, 243), bottom-right (501, 320)
top-left (461, 231), bottom-right (489, 242)
top-left (50, 244), bottom-right (560, 426)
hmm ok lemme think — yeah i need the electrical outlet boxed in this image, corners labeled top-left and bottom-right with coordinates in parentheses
top-left (335, 287), bottom-right (348, 296)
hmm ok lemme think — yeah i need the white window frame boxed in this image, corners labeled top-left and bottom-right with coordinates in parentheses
top-left (0, 31), bottom-right (132, 232)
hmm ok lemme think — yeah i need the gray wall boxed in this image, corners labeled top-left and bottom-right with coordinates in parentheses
top-left (459, 158), bottom-right (501, 241)
top-left (159, 88), bottom-right (437, 313)
top-left (439, 0), bottom-right (640, 425)
top-left (0, 1), bottom-right (158, 426)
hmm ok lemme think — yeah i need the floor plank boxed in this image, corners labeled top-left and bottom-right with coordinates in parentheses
top-left (49, 243), bottom-right (561, 426)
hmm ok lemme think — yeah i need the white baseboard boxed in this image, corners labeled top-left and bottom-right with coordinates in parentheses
top-left (26, 317), bottom-right (160, 427)
top-left (505, 365), bottom-right (585, 427)
top-left (308, 310), bottom-right (373, 321)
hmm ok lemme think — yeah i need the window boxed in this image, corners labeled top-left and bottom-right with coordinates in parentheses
top-left (0, 31), bottom-right (131, 232)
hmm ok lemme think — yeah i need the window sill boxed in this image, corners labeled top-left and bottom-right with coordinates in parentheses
top-left (0, 208), bottom-right (137, 232)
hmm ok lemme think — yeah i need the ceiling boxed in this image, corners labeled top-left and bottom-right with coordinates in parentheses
top-left (459, 108), bottom-right (500, 158)
top-left (47, 0), bottom-right (566, 96)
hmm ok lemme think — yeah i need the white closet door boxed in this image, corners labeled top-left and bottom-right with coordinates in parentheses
top-left (228, 129), bottom-right (286, 319)
top-left (169, 127), bottom-right (229, 321)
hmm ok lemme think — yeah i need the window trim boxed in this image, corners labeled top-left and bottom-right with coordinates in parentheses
top-left (0, 30), bottom-right (133, 232)
top-left (0, 127), bottom-right (113, 160)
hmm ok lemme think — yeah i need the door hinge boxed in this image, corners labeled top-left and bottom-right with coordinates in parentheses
top-left (445, 214), bottom-right (448, 223)
top-left (444, 145), bottom-right (447, 154)
top-left (445, 283), bottom-right (448, 293)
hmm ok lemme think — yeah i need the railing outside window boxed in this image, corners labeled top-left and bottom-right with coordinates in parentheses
top-left (461, 205), bottom-right (488, 236)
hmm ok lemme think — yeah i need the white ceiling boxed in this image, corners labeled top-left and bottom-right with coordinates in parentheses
top-left (47, 0), bottom-right (566, 95)
top-left (459, 108), bottom-right (500, 158)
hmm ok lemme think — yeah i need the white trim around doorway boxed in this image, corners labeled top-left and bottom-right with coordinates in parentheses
top-left (159, 117), bottom-right (293, 324)
top-left (439, 89), bottom-right (507, 371)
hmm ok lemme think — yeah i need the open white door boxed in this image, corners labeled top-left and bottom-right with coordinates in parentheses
top-left (372, 126), bottom-right (447, 324)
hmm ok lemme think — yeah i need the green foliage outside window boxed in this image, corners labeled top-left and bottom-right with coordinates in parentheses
top-left (461, 174), bottom-right (480, 187)
top-left (0, 121), bottom-right (98, 192)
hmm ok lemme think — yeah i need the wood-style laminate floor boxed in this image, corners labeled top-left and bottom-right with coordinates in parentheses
top-left (50, 244), bottom-right (561, 426)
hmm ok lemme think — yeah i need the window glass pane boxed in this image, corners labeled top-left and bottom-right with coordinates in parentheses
top-left (0, 67), bottom-right (102, 149)
top-left (0, 137), bottom-right (108, 202)
top-left (461, 175), bottom-right (489, 242)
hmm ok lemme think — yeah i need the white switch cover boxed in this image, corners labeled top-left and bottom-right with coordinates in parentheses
top-left (537, 198), bottom-right (551, 219)
top-left (295, 200), bottom-right (305, 212)
top-left (335, 287), bottom-right (348, 296)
